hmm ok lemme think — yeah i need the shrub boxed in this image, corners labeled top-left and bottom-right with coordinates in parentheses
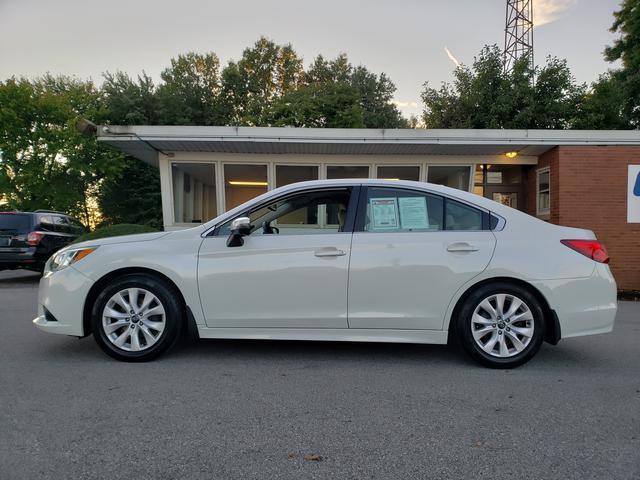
top-left (72, 224), bottom-right (159, 244)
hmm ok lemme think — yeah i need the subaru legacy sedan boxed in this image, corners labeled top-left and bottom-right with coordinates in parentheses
top-left (33, 180), bottom-right (617, 368)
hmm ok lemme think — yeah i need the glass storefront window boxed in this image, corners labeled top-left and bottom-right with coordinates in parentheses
top-left (276, 165), bottom-right (319, 188)
top-left (427, 166), bottom-right (471, 191)
top-left (224, 164), bottom-right (268, 210)
top-left (172, 163), bottom-right (217, 224)
top-left (326, 165), bottom-right (369, 179)
top-left (376, 166), bottom-right (420, 181)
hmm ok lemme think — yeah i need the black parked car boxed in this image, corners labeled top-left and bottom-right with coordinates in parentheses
top-left (0, 210), bottom-right (87, 273)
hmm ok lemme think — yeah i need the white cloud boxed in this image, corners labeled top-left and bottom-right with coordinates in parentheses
top-left (444, 46), bottom-right (461, 67)
top-left (534, 0), bottom-right (578, 27)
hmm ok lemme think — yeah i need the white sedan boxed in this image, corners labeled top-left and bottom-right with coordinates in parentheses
top-left (33, 179), bottom-right (617, 368)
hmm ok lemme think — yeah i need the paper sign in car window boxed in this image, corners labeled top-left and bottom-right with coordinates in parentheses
top-left (399, 196), bottom-right (429, 230)
top-left (370, 198), bottom-right (399, 230)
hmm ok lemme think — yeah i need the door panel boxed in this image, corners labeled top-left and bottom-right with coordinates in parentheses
top-left (347, 186), bottom-right (496, 330)
top-left (348, 231), bottom-right (495, 330)
top-left (198, 234), bottom-right (351, 328)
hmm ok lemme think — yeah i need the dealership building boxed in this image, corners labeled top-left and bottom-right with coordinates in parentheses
top-left (97, 126), bottom-right (640, 291)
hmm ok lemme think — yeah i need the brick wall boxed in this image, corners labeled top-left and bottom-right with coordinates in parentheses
top-left (526, 146), bottom-right (640, 291)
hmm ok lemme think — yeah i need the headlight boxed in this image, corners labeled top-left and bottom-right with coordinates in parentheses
top-left (45, 247), bottom-right (98, 273)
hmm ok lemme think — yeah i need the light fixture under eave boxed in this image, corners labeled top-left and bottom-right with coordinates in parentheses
top-left (227, 181), bottom-right (269, 187)
top-left (505, 151), bottom-right (519, 159)
top-left (381, 178), bottom-right (401, 181)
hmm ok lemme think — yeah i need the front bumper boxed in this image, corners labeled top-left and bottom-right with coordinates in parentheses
top-left (32, 266), bottom-right (95, 337)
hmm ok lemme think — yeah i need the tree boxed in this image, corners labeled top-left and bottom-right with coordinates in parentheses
top-left (304, 53), bottom-right (407, 128)
top-left (102, 71), bottom-right (160, 125)
top-left (268, 82), bottom-right (365, 128)
top-left (0, 76), bottom-right (121, 225)
top-left (420, 45), bottom-right (584, 129)
top-left (97, 156), bottom-right (163, 229)
top-left (156, 52), bottom-right (226, 125)
top-left (221, 37), bottom-right (304, 125)
top-left (604, 0), bottom-right (640, 127)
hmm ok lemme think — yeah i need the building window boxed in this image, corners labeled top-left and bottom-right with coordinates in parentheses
top-left (427, 166), bottom-right (472, 191)
top-left (224, 164), bottom-right (268, 211)
top-left (326, 165), bottom-right (369, 179)
top-left (537, 168), bottom-right (550, 216)
top-left (172, 163), bottom-right (217, 224)
top-left (376, 166), bottom-right (420, 181)
top-left (276, 165), bottom-right (319, 188)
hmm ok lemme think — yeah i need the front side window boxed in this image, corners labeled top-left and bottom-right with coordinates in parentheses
top-left (362, 187), bottom-right (443, 232)
top-left (218, 189), bottom-right (352, 236)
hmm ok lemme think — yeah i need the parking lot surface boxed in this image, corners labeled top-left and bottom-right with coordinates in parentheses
top-left (1, 269), bottom-right (639, 479)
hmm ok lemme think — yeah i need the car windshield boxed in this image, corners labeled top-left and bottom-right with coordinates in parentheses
top-left (0, 214), bottom-right (31, 233)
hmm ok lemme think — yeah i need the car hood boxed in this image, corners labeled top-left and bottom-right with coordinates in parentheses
top-left (71, 231), bottom-right (172, 249)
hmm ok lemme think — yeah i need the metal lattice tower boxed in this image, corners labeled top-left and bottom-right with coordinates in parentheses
top-left (504, 0), bottom-right (534, 73)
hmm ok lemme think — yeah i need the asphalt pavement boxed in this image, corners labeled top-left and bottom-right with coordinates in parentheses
top-left (0, 269), bottom-right (638, 479)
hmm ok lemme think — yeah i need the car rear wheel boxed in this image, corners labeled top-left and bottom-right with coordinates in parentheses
top-left (91, 274), bottom-right (182, 362)
top-left (456, 282), bottom-right (545, 369)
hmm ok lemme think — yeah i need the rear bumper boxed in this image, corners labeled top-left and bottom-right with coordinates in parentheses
top-left (0, 248), bottom-right (40, 269)
top-left (32, 266), bottom-right (94, 337)
top-left (532, 263), bottom-right (617, 339)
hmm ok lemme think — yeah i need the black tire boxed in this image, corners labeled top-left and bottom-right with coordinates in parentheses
top-left (91, 274), bottom-right (183, 362)
top-left (456, 282), bottom-right (545, 369)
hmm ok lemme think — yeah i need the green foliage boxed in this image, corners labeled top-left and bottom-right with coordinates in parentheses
top-left (157, 52), bottom-right (227, 125)
top-left (97, 157), bottom-right (163, 229)
top-left (72, 223), bottom-right (158, 244)
top-left (0, 76), bottom-right (122, 225)
top-left (420, 46), bottom-right (585, 129)
top-left (604, 0), bottom-right (640, 127)
top-left (269, 83), bottom-right (365, 128)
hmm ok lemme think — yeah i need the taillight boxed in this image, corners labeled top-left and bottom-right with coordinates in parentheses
top-left (561, 239), bottom-right (609, 264)
top-left (27, 231), bottom-right (45, 246)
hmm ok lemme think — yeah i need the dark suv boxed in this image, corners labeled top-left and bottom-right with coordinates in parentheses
top-left (0, 210), bottom-right (87, 273)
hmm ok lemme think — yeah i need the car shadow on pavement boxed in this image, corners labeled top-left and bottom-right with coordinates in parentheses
top-left (0, 270), bottom-right (41, 287)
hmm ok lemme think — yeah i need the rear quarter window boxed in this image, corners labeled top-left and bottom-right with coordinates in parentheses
top-left (0, 214), bottom-right (32, 233)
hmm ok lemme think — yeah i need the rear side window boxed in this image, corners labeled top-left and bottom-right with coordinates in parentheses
top-left (445, 200), bottom-right (483, 231)
top-left (53, 216), bottom-right (71, 234)
top-left (0, 214), bottom-right (31, 233)
top-left (67, 218), bottom-right (86, 235)
top-left (362, 187), bottom-right (444, 232)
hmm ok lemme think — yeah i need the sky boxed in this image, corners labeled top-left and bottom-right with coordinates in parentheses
top-left (0, 0), bottom-right (624, 118)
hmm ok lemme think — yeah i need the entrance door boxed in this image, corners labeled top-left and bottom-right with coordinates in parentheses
top-left (198, 187), bottom-right (357, 329)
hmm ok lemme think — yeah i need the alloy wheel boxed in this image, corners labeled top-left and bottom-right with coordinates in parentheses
top-left (102, 288), bottom-right (166, 352)
top-left (471, 293), bottom-right (534, 358)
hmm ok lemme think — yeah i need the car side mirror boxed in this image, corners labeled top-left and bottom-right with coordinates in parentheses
top-left (226, 217), bottom-right (251, 247)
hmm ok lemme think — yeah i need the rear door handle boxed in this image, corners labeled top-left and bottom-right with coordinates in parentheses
top-left (446, 242), bottom-right (479, 252)
top-left (314, 248), bottom-right (346, 257)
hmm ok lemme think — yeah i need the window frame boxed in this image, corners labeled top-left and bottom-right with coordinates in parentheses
top-left (354, 186), bottom-right (491, 233)
top-left (536, 167), bottom-right (551, 217)
top-left (211, 186), bottom-right (361, 237)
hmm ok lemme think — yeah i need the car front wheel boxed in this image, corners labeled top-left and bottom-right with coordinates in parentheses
top-left (456, 283), bottom-right (545, 369)
top-left (91, 274), bottom-right (183, 362)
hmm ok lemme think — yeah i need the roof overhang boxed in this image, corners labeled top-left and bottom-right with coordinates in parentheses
top-left (96, 125), bottom-right (640, 167)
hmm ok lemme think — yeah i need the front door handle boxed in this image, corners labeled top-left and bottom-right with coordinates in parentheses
top-left (446, 242), bottom-right (479, 252)
top-left (314, 248), bottom-right (346, 257)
